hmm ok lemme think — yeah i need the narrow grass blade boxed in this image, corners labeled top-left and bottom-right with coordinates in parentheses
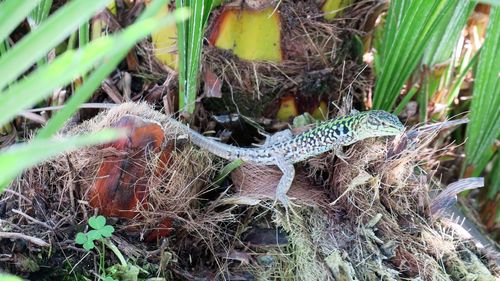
top-left (417, 1), bottom-right (475, 120)
top-left (0, 129), bottom-right (125, 191)
top-left (177, 0), bottom-right (213, 114)
top-left (177, 0), bottom-right (188, 111)
top-left (37, 0), bottom-right (179, 139)
top-left (0, 0), bottom-right (41, 43)
top-left (0, 40), bottom-right (9, 57)
top-left (213, 159), bottom-right (243, 186)
top-left (373, 0), bottom-right (457, 111)
top-left (29, 0), bottom-right (55, 67)
top-left (28, 0), bottom-right (53, 29)
top-left (446, 50), bottom-right (479, 107)
top-left (0, 0), bottom-right (111, 90)
top-left (377, 0), bottom-right (409, 70)
top-left (0, 274), bottom-right (23, 281)
top-left (421, 1), bottom-right (475, 66)
top-left (79, 22), bottom-right (89, 48)
top-left (394, 86), bottom-right (418, 115)
top-left (0, 9), bottom-right (189, 127)
top-left (488, 155), bottom-right (500, 199)
top-left (78, 20), bottom-right (90, 80)
top-left (465, 6), bottom-right (500, 174)
top-left (477, 0), bottom-right (500, 6)
top-left (185, 0), bottom-right (208, 113)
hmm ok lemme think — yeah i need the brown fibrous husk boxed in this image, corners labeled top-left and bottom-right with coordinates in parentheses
top-left (0, 103), bottom-right (232, 276)
top-left (2, 110), bottom-right (499, 279)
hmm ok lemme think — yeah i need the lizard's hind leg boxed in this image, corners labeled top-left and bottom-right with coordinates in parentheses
top-left (273, 155), bottom-right (298, 211)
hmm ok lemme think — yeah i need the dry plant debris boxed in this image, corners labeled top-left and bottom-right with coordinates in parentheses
top-left (1, 103), bottom-right (498, 279)
top-left (198, 0), bottom-right (372, 118)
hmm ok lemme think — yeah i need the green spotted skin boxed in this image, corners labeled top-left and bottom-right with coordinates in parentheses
top-left (184, 110), bottom-right (404, 165)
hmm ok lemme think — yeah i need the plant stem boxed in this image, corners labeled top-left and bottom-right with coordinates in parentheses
top-left (103, 239), bottom-right (127, 267)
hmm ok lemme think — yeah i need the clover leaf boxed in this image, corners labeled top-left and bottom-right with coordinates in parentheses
top-left (83, 240), bottom-right (95, 251)
top-left (75, 233), bottom-right (87, 245)
top-left (75, 231), bottom-right (97, 250)
top-left (88, 215), bottom-right (106, 230)
top-left (87, 229), bottom-right (103, 241)
top-left (99, 225), bottom-right (114, 238)
top-left (75, 215), bottom-right (115, 251)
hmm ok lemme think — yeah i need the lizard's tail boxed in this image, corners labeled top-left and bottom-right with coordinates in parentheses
top-left (171, 119), bottom-right (253, 161)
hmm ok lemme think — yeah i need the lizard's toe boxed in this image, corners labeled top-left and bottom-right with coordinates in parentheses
top-left (276, 194), bottom-right (299, 213)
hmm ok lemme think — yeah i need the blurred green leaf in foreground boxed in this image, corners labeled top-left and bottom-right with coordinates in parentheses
top-left (0, 0), bottom-right (189, 191)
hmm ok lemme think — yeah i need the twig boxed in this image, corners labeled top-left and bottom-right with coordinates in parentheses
top-left (18, 112), bottom-right (47, 124)
top-left (0, 219), bottom-right (23, 231)
top-left (69, 251), bottom-right (92, 274)
top-left (4, 189), bottom-right (32, 204)
top-left (22, 103), bottom-right (118, 113)
top-left (12, 209), bottom-right (53, 230)
top-left (102, 78), bottom-right (124, 103)
top-left (0, 231), bottom-right (49, 247)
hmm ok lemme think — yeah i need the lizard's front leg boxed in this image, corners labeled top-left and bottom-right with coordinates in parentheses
top-left (273, 154), bottom-right (296, 209)
top-left (262, 129), bottom-right (293, 147)
top-left (333, 145), bottom-right (347, 159)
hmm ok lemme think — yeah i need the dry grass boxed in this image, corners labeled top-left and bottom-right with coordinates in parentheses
top-left (1, 104), bottom-right (499, 279)
top-left (195, 0), bottom-right (373, 117)
top-left (2, 0), bottom-right (498, 279)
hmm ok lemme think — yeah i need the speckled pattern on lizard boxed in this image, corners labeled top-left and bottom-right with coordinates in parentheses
top-left (175, 110), bottom-right (404, 209)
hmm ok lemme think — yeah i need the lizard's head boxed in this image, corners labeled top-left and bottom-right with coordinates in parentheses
top-left (353, 110), bottom-right (404, 140)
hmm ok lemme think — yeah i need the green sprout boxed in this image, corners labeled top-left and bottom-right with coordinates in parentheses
top-left (74, 215), bottom-right (136, 280)
top-left (75, 215), bottom-right (114, 251)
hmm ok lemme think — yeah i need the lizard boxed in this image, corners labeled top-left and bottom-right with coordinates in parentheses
top-left (176, 110), bottom-right (404, 209)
